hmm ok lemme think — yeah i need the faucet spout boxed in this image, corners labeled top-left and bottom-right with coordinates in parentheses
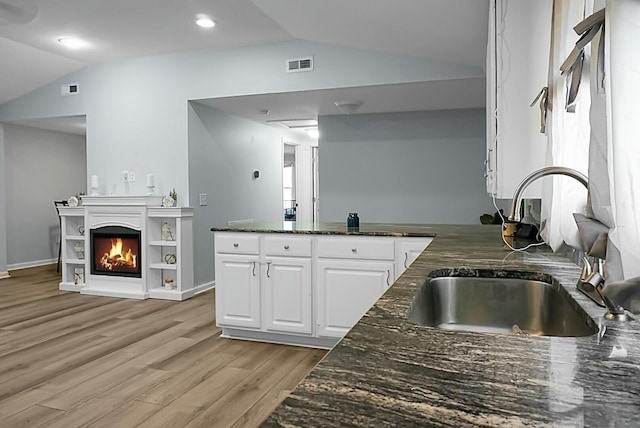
top-left (509, 166), bottom-right (588, 222)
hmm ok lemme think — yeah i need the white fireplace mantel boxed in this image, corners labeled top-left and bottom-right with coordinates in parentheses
top-left (81, 195), bottom-right (163, 207)
top-left (58, 197), bottom-right (200, 301)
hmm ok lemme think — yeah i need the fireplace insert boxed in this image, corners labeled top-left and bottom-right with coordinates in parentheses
top-left (90, 226), bottom-right (142, 278)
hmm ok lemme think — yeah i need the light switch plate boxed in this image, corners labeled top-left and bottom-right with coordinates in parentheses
top-left (199, 193), bottom-right (208, 206)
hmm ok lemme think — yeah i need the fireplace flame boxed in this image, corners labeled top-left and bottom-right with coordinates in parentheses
top-left (100, 238), bottom-right (137, 270)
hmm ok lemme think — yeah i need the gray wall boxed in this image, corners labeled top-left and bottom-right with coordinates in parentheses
top-left (188, 102), bottom-right (302, 285)
top-left (0, 40), bottom-right (484, 206)
top-left (318, 109), bottom-right (498, 224)
top-left (4, 124), bottom-right (86, 268)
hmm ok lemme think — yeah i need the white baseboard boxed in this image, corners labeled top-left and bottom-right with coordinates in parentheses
top-left (0, 271), bottom-right (11, 280)
top-left (7, 259), bottom-right (57, 271)
top-left (227, 219), bottom-right (254, 226)
top-left (194, 280), bottom-right (215, 294)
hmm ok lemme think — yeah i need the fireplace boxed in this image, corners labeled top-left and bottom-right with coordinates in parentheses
top-left (90, 226), bottom-right (142, 278)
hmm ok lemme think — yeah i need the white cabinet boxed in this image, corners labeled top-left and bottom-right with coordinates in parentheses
top-left (214, 232), bottom-right (433, 348)
top-left (315, 236), bottom-right (395, 338)
top-left (264, 257), bottom-right (312, 334)
top-left (146, 208), bottom-right (194, 300)
top-left (215, 253), bottom-right (261, 328)
top-left (58, 207), bottom-right (87, 292)
top-left (215, 234), bottom-right (313, 333)
top-left (486, 0), bottom-right (553, 198)
top-left (316, 259), bottom-right (393, 338)
top-left (395, 237), bottom-right (434, 276)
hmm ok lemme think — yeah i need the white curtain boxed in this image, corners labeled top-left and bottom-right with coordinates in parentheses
top-left (541, 0), bottom-right (592, 251)
top-left (602, 0), bottom-right (640, 281)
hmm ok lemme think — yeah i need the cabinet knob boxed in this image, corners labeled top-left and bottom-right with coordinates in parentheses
top-left (351, 248), bottom-right (357, 253)
top-left (233, 243), bottom-right (239, 248)
top-left (284, 245), bottom-right (290, 250)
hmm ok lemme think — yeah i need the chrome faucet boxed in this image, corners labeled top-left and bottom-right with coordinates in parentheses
top-left (578, 257), bottom-right (629, 321)
top-left (508, 166), bottom-right (588, 222)
top-left (577, 257), bottom-right (606, 307)
top-left (507, 166), bottom-right (629, 321)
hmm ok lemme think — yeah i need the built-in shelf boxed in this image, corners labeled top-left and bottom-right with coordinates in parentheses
top-left (149, 240), bottom-right (177, 247)
top-left (65, 235), bottom-right (86, 240)
top-left (149, 262), bottom-right (178, 270)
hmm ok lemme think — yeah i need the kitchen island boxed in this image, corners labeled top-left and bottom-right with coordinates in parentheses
top-left (211, 222), bottom-right (435, 348)
top-left (259, 224), bottom-right (640, 427)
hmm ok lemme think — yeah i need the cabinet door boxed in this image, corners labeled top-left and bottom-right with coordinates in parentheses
top-left (264, 257), bottom-right (312, 334)
top-left (215, 254), bottom-right (261, 328)
top-left (316, 259), bottom-right (394, 338)
top-left (395, 238), bottom-right (433, 276)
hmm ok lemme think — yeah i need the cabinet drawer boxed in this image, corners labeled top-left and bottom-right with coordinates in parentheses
top-left (264, 236), bottom-right (311, 257)
top-left (317, 237), bottom-right (394, 260)
top-left (216, 234), bottom-right (259, 255)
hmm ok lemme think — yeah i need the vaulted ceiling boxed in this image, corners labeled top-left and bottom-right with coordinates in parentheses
top-left (0, 0), bottom-right (489, 132)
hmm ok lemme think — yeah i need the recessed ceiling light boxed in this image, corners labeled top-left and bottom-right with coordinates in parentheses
top-left (57, 37), bottom-right (89, 49)
top-left (195, 15), bottom-right (216, 28)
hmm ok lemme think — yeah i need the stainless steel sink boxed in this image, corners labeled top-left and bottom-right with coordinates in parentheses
top-left (407, 270), bottom-right (598, 337)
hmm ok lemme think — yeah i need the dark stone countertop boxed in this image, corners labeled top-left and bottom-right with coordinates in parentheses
top-left (211, 221), bottom-right (437, 238)
top-left (261, 224), bottom-right (640, 427)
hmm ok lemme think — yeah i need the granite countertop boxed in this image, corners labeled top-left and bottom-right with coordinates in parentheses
top-left (261, 224), bottom-right (640, 427)
top-left (211, 221), bottom-right (438, 237)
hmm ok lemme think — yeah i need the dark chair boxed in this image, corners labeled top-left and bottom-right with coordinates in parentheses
top-left (54, 200), bottom-right (68, 272)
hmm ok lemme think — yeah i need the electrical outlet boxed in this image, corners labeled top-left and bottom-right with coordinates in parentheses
top-left (199, 193), bottom-right (208, 206)
top-left (122, 171), bottom-right (129, 183)
top-left (129, 171), bottom-right (136, 182)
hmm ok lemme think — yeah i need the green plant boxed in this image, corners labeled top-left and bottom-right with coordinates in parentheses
top-left (480, 209), bottom-right (504, 225)
top-left (169, 188), bottom-right (177, 201)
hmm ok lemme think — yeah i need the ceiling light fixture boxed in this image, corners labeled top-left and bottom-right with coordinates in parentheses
top-left (334, 101), bottom-right (363, 115)
top-left (266, 118), bottom-right (317, 129)
top-left (57, 37), bottom-right (88, 49)
top-left (305, 128), bottom-right (319, 139)
top-left (195, 14), bottom-right (216, 28)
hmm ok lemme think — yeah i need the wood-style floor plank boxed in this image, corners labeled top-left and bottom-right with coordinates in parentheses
top-left (0, 264), bottom-right (326, 427)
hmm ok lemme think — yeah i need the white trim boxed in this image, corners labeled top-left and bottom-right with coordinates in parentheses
top-left (60, 282), bottom-right (84, 292)
top-left (194, 280), bottom-right (215, 294)
top-left (7, 259), bottom-right (56, 271)
top-left (148, 282), bottom-right (213, 301)
top-left (221, 327), bottom-right (337, 350)
top-left (80, 287), bottom-right (148, 300)
top-left (0, 271), bottom-right (10, 279)
top-left (227, 219), bottom-right (254, 226)
top-left (81, 195), bottom-right (163, 206)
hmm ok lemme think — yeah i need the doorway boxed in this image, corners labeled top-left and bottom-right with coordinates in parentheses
top-left (283, 143), bottom-right (297, 222)
top-left (312, 146), bottom-right (319, 223)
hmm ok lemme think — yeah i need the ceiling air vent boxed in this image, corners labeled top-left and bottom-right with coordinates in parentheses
top-left (286, 56), bottom-right (314, 73)
top-left (60, 83), bottom-right (79, 96)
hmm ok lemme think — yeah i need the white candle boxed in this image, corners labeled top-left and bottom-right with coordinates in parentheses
top-left (90, 175), bottom-right (99, 188)
top-left (146, 173), bottom-right (155, 187)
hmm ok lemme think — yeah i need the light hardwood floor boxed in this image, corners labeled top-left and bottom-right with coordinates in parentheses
top-left (0, 265), bottom-right (326, 428)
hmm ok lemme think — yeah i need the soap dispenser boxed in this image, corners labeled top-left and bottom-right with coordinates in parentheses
top-left (347, 213), bottom-right (360, 231)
